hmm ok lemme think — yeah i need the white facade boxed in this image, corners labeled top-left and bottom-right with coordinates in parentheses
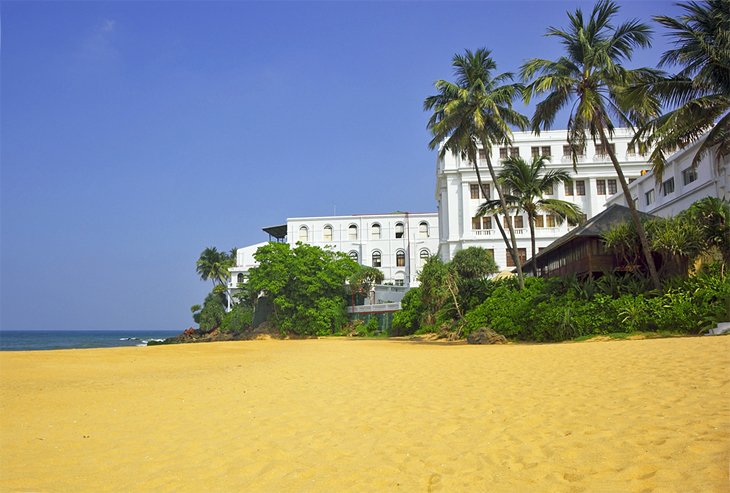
top-left (435, 129), bottom-right (653, 268)
top-left (605, 136), bottom-right (730, 217)
top-left (229, 212), bottom-right (439, 290)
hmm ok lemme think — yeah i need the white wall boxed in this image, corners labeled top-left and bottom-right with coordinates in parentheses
top-left (435, 129), bottom-right (653, 269)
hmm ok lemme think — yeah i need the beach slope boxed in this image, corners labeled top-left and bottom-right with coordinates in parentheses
top-left (1, 337), bottom-right (728, 492)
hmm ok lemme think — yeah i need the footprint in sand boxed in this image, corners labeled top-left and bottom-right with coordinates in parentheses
top-left (427, 473), bottom-right (442, 492)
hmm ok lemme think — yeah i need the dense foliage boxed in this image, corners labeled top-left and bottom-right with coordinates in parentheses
top-left (243, 242), bottom-right (360, 336)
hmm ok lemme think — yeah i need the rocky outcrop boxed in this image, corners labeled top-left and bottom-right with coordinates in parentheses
top-left (466, 328), bottom-right (508, 345)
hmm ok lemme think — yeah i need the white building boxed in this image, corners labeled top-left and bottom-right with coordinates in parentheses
top-left (435, 129), bottom-right (653, 269)
top-left (605, 135), bottom-right (730, 217)
top-left (228, 212), bottom-right (440, 293)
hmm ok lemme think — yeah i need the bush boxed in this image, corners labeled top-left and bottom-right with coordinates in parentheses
top-left (392, 288), bottom-right (423, 336)
top-left (198, 292), bottom-right (226, 332)
top-left (221, 304), bottom-right (253, 333)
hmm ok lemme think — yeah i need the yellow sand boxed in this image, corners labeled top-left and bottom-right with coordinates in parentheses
top-left (1, 337), bottom-right (728, 492)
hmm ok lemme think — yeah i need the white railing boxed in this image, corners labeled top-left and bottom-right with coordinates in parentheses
top-left (561, 155), bottom-right (586, 163)
top-left (472, 229), bottom-right (494, 236)
top-left (348, 303), bottom-right (401, 314)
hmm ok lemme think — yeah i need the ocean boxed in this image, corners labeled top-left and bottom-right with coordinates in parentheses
top-left (0, 330), bottom-right (181, 351)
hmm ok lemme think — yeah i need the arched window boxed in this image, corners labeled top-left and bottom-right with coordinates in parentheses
top-left (394, 271), bottom-right (405, 286)
top-left (396, 250), bottom-right (406, 267)
top-left (298, 226), bottom-right (309, 242)
top-left (348, 224), bottom-right (358, 240)
top-left (419, 249), bottom-right (430, 266)
top-left (348, 251), bottom-right (358, 262)
top-left (418, 221), bottom-right (429, 238)
top-left (395, 222), bottom-right (404, 239)
top-left (237, 273), bottom-right (244, 284)
top-left (371, 223), bottom-right (381, 240)
top-left (372, 250), bottom-right (382, 267)
top-left (323, 225), bottom-right (333, 242)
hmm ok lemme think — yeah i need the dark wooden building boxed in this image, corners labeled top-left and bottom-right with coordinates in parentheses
top-left (521, 205), bottom-right (655, 278)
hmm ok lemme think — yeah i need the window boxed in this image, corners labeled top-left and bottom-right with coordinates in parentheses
top-left (596, 179), bottom-right (606, 195)
top-left (472, 217), bottom-right (482, 230)
top-left (627, 143), bottom-right (636, 155)
top-left (237, 273), bottom-right (244, 284)
top-left (564, 181), bottom-right (574, 196)
top-left (371, 223), bottom-right (381, 240)
top-left (499, 147), bottom-right (519, 159)
top-left (478, 149), bottom-right (486, 160)
top-left (470, 183), bottom-right (489, 199)
top-left (546, 215), bottom-right (556, 227)
top-left (418, 221), bottom-right (429, 238)
top-left (595, 143), bottom-right (616, 156)
top-left (682, 168), bottom-right (698, 185)
top-left (372, 251), bottom-right (382, 267)
top-left (576, 180), bottom-right (586, 196)
top-left (645, 189), bottom-right (655, 205)
top-left (535, 215), bottom-right (544, 228)
top-left (348, 251), bottom-right (358, 262)
top-left (607, 179), bottom-right (617, 195)
top-left (482, 216), bottom-right (492, 230)
top-left (298, 226), bottom-right (309, 242)
top-left (513, 215), bottom-right (524, 229)
top-left (348, 224), bottom-right (358, 240)
top-left (419, 249), bottom-right (430, 263)
top-left (662, 177), bottom-right (675, 196)
top-left (545, 183), bottom-right (554, 195)
top-left (395, 222), bottom-right (404, 239)
top-left (531, 146), bottom-right (551, 158)
top-left (506, 248), bottom-right (527, 267)
top-left (323, 225), bottom-right (333, 242)
top-left (486, 249), bottom-right (495, 260)
top-left (396, 250), bottom-right (406, 267)
top-left (563, 144), bottom-right (585, 157)
top-left (394, 272), bottom-right (405, 287)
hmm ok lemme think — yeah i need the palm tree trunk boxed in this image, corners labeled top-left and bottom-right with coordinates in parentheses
top-left (528, 213), bottom-right (537, 277)
top-left (597, 125), bottom-right (661, 290)
top-left (484, 152), bottom-right (525, 289)
top-left (473, 160), bottom-right (512, 252)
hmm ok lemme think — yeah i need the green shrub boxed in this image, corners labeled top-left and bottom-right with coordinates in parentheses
top-left (221, 304), bottom-right (253, 333)
top-left (392, 288), bottom-right (423, 336)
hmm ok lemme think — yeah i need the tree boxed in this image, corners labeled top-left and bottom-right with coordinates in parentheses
top-left (245, 242), bottom-right (360, 335)
top-left (476, 155), bottom-right (583, 275)
top-left (634, 0), bottom-right (730, 172)
top-left (681, 197), bottom-right (730, 267)
top-left (198, 291), bottom-right (226, 333)
top-left (450, 247), bottom-right (499, 313)
top-left (425, 48), bottom-right (530, 289)
top-left (196, 247), bottom-right (234, 287)
top-left (521, 0), bottom-right (662, 289)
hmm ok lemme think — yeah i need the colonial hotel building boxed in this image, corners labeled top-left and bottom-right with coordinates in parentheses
top-left (230, 128), bottom-right (727, 292)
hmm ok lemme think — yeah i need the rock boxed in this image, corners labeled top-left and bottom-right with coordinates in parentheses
top-left (466, 327), bottom-right (507, 345)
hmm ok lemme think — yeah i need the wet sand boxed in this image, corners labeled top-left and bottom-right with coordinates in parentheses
top-left (1, 337), bottom-right (728, 492)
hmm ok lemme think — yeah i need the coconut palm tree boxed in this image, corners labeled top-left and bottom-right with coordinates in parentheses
top-left (196, 247), bottom-right (233, 287)
top-left (634, 0), bottom-right (730, 173)
top-left (476, 155), bottom-right (584, 276)
top-left (425, 48), bottom-right (530, 288)
top-left (520, 0), bottom-right (663, 289)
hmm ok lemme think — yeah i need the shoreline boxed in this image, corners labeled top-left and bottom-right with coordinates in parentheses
top-left (2, 337), bottom-right (728, 492)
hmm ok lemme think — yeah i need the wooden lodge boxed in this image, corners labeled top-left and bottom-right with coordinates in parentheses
top-left (521, 205), bottom-right (655, 278)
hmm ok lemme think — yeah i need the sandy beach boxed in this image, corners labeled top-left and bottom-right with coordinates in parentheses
top-left (1, 337), bottom-right (728, 492)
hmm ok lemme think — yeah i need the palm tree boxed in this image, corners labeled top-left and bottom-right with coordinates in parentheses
top-left (634, 0), bottom-right (730, 173)
top-left (425, 48), bottom-right (530, 288)
top-left (196, 247), bottom-right (233, 287)
top-left (477, 155), bottom-right (584, 276)
top-left (520, 0), bottom-right (663, 289)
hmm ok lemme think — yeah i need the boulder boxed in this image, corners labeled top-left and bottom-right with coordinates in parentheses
top-left (466, 327), bottom-right (507, 345)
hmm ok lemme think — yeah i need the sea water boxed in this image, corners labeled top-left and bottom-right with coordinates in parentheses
top-left (0, 330), bottom-right (181, 351)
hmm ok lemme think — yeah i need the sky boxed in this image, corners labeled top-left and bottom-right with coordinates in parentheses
top-left (1, 0), bottom-right (684, 330)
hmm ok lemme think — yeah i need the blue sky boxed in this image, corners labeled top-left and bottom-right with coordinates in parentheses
top-left (1, 1), bottom-right (681, 330)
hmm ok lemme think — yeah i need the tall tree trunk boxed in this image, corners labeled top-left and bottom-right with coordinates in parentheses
top-left (597, 125), bottom-right (661, 290)
top-left (528, 212), bottom-right (537, 277)
top-left (473, 159), bottom-right (512, 253)
top-left (483, 151), bottom-right (525, 289)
